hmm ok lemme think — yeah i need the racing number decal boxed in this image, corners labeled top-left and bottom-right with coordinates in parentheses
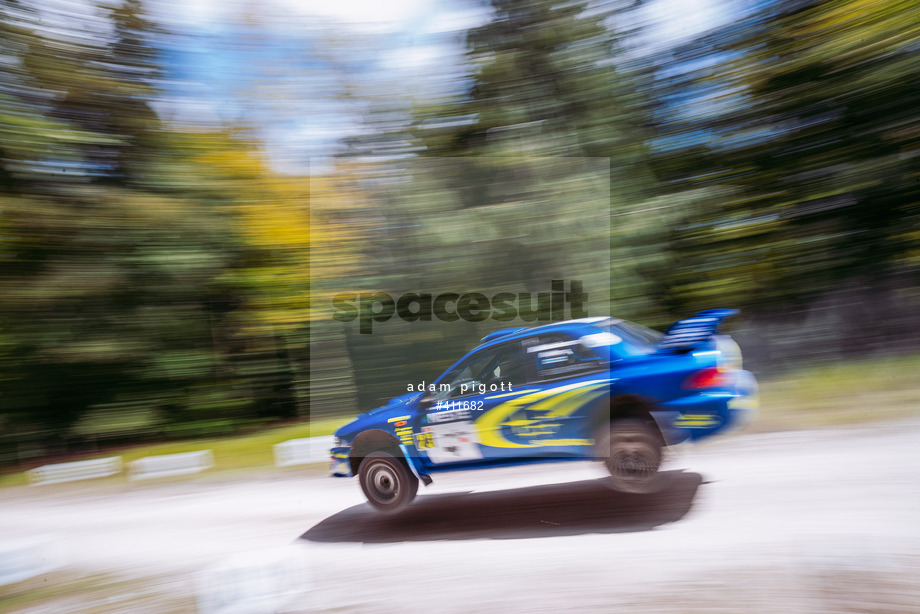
top-left (419, 421), bottom-right (483, 464)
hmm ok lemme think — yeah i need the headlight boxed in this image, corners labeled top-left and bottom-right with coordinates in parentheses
top-left (333, 436), bottom-right (342, 447)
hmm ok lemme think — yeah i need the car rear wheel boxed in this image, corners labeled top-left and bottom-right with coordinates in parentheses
top-left (358, 451), bottom-right (419, 513)
top-left (598, 419), bottom-right (664, 494)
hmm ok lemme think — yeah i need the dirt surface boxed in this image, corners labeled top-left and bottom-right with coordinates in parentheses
top-left (2, 418), bottom-right (919, 613)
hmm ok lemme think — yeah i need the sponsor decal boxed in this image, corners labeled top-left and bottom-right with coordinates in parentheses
top-left (672, 413), bottom-right (722, 428)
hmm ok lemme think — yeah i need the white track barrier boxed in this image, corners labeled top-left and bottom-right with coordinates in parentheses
top-left (196, 547), bottom-right (311, 614)
top-left (273, 436), bottom-right (333, 467)
top-left (129, 450), bottom-right (214, 481)
top-left (0, 536), bottom-right (65, 586)
top-left (27, 457), bottom-right (122, 486)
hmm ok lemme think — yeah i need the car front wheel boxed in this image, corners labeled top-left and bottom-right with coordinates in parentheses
top-left (358, 451), bottom-right (419, 513)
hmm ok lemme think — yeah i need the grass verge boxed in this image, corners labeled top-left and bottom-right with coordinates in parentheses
top-left (753, 353), bottom-right (920, 432)
top-left (0, 414), bottom-right (350, 489)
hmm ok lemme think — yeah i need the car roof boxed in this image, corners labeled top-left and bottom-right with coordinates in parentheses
top-left (475, 317), bottom-right (618, 351)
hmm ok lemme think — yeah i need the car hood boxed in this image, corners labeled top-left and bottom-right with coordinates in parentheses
top-left (335, 391), bottom-right (422, 440)
top-left (356, 392), bottom-right (422, 421)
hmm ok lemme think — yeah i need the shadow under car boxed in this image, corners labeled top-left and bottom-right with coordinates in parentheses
top-left (300, 470), bottom-right (704, 544)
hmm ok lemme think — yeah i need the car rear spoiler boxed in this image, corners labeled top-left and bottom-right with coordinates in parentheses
top-left (656, 309), bottom-right (738, 352)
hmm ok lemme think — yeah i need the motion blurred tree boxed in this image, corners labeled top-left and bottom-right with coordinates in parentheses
top-left (20, 0), bottom-right (165, 184)
top-left (315, 0), bottom-right (664, 409)
top-left (404, 0), bottom-right (671, 325)
top-left (0, 0), bottom-right (360, 462)
top-left (412, 0), bottom-right (654, 203)
top-left (187, 130), bottom-right (362, 420)
top-left (648, 0), bottom-right (920, 319)
top-left (0, 0), bottom-right (92, 191)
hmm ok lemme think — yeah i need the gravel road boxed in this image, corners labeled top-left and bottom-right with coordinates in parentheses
top-left (2, 418), bottom-right (919, 613)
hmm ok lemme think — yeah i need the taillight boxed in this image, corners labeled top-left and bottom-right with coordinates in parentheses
top-left (714, 335), bottom-right (742, 370)
top-left (683, 367), bottom-right (729, 389)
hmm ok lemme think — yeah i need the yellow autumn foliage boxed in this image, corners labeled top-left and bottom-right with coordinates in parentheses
top-left (179, 130), bottom-right (363, 335)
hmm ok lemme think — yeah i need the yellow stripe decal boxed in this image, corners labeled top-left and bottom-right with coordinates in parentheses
top-left (476, 379), bottom-right (611, 448)
top-left (484, 388), bottom-right (541, 400)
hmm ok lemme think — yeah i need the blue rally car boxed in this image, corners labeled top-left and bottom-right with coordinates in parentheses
top-left (330, 310), bottom-right (758, 513)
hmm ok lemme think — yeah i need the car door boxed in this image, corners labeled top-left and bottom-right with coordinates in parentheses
top-left (415, 340), bottom-right (528, 467)
top-left (474, 333), bottom-right (611, 460)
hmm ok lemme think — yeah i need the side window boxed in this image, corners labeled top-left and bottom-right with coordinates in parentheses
top-left (525, 334), bottom-right (605, 381)
top-left (433, 342), bottom-right (525, 399)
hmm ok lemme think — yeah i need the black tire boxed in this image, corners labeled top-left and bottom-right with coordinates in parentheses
top-left (358, 451), bottom-right (419, 513)
top-left (597, 418), bottom-right (664, 494)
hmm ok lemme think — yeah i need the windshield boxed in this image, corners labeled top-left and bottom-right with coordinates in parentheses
top-left (593, 319), bottom-right (663, 356)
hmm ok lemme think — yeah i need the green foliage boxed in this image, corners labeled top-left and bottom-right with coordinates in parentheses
top-left (412, 0), bottom-right (654, 201)
top-left (648, 0), bottom-right (920, 314)
top-left (0, 1), bottom-right (319, 464)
